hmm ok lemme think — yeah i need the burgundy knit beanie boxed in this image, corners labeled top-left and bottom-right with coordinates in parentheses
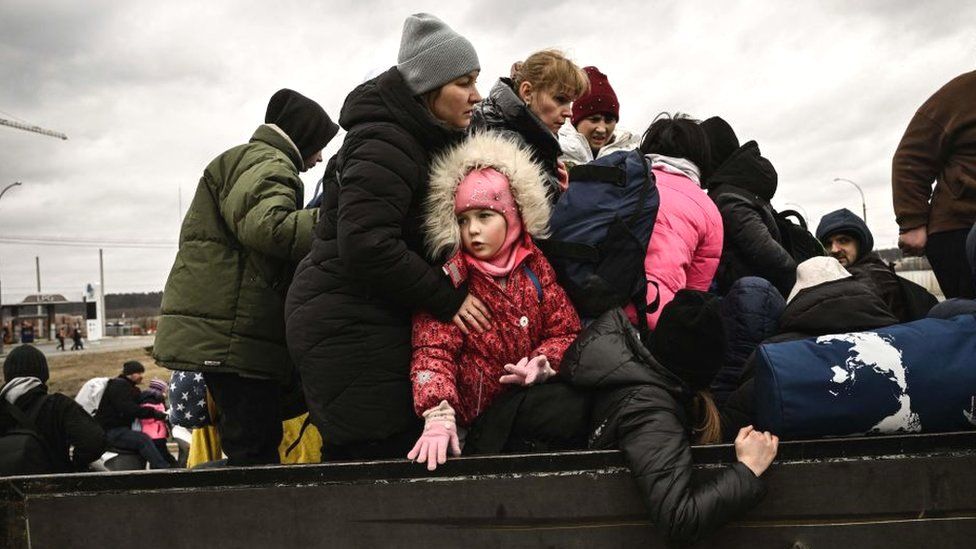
top-left (571, 66), bottom-right (619, 127)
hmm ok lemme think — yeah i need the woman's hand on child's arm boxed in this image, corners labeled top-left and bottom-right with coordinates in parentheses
top-left (407, 400), bottom-right (462, 472)
top-left (499, 355), bottom-right (555, 386)
top-left (734, 425), bottom-right (779, 477)
top-left (452, 294), bottom-right (492, 335)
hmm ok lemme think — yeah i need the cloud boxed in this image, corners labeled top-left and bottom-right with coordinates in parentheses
top-left (0, 0), bottom-right (974, 303)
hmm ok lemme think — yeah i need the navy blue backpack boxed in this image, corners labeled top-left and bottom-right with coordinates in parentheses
top-left (539, 150), bottom-right (659, 327)
top-left (754, 314), bottom-right (976, 439)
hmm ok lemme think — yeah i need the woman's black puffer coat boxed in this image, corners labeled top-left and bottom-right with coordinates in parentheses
top-left (708, 142), bottom-right (796, 297)
top-left (563, 309), bottom-right (766, 545)
top-left (471, 78), bottom-right (563, 198)
top-left (285, 67), bottom-right (467, 449)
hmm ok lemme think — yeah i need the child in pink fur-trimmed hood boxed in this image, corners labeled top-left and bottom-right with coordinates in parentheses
top-left (408, 132), bottom-right (580, 471)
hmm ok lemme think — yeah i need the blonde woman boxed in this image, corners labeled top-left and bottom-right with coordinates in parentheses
top-left (471, 49), bottom-right (588, 199)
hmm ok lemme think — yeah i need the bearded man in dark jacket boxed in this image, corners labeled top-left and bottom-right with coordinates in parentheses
top-left (702, 117), bottom-right (797, 297)
top-left (0, 345), bottom-right (105, 474)
top-left (816, 207), bottom-right (930, 322)
top-left (721, 258), bottom-right (899, 438)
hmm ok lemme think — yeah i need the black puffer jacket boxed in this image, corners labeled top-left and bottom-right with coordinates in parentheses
top-left (721, 278), bottom-right (899, 438)
top-left (708, 142), bottom-right (796, 297)
top-left (564, 309), bottom-right (766, 545)
top-left (285, 67), bottom-right (467, 448)
top-left (1, 386), bottom-right (106, 473)
top-left (471, 78), bottom-right (562, 198)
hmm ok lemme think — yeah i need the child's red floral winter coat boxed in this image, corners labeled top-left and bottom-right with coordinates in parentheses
top-left (412, 131), bottom-right (581, 426)
top-left (411, 243), bottom-right (580, 426)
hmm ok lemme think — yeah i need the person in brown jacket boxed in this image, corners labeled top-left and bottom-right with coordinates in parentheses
top-left (892, 70), bottom-right (976, 298)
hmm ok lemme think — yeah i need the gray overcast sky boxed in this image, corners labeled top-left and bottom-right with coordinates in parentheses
top-left (1, 0), bottom-right (974, 303)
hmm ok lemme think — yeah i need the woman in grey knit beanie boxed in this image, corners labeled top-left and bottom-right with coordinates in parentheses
top-left (285, 13), bottom-right (490, 460)
top-left (397, 13), bottom-right (483, 128)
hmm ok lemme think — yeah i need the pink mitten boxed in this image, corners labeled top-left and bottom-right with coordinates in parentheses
top-left (499, 355), bottom-right (555, 386)
top-left (406, 400), bottom-right (461, 471)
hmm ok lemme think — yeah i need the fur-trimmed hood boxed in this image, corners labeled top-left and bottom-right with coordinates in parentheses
top-left (425, 132), bottom-right (552, 260)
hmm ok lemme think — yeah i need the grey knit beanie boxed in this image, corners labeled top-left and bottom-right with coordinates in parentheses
top-left (397, 13), bottom-right (480, 95)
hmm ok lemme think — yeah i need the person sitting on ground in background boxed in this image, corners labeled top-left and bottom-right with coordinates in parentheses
top-left (703, 116), bottom-right (797, 297)
top-left (154, 87), bottom-right (339, 466)
top-left (721, 257), bottom-right (899, 438)
top-left (0, 345), bottom-right (106, 473)
top-left (94, 361), bottom-right (173, 469)
top-left (472, 49), bottom-right (589, 198)
top-left (558, 66), bottom-right (641, 169)
top-left (893, 69), bottom-right (976, 299)
top-left (408, 132), bottom-right (582, 471)
top-left (564, 292), bottom-right (777, 545)
top-left (816, 208), bottom-right (928, 322)
top-left (638, 114), bottom-right (724, 330)
top-left (139, 378), bottom-right (177, 468)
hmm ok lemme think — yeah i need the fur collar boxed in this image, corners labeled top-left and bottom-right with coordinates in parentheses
top-left (264, 124), bottom-right (303, 163)
top-left (425, 132), bottom-right (551, 261)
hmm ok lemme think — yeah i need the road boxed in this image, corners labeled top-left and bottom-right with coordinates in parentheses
top-left (1, 335), bottom-right (155, 359)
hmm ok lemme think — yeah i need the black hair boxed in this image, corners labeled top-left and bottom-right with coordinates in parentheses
top-left (639, 113), bottom-right (712, 181)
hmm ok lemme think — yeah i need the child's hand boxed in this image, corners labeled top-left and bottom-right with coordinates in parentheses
top-left (407, 401), bottom-right (461, 471)
top-left (734, 426), bottom-right (779, 477)
top-left (499, 355), bottom-right (555, 386)
top-left (453, 294), bottom-right (492, 335)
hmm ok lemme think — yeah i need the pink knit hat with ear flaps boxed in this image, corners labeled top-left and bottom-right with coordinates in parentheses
top-left (454, 167), bottom-right (523, 267)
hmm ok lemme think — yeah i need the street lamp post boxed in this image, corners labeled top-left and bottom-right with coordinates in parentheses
top-left (0, 181), bottom-right (23, 356)
top-left (833, 178), bottom-right (867, 222)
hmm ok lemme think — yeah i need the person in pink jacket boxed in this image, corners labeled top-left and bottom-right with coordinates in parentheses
top-left (638, 115), bottom-right (723, 329)
top-left (408, 132), bottom-right (581, 471)
top-left (139, 378), bottom-right (177, 467)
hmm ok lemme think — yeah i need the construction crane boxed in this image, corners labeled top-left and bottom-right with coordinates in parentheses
top-left (0, 117), bottom-right (68, 140)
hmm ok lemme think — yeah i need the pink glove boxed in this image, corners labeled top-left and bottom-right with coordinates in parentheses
top-left (406, 400), bottom-right (461, 471)
top-left (556, 161), bottom-right (570, 192)
top-left (499, 355), bottom-right (556, 386)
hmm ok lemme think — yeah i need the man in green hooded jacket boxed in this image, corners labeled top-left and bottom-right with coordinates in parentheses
top-left (154, 89), bottom-right (338, 465)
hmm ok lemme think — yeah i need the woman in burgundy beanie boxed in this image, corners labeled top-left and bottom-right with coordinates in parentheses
top-left (558, 66), bottom-right (640, 167)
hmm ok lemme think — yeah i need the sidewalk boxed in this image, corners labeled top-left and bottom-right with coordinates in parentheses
top-left (1, 335), bottom-right (155, 359)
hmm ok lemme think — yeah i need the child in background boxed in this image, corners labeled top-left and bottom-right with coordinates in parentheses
top-left (140, 378), bottom-right (177, 467)
top-left (408, 132), bottom-right (581, 471)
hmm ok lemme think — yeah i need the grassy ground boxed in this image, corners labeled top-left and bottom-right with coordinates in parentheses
top-left (46, 347), bottom-right (170, 396)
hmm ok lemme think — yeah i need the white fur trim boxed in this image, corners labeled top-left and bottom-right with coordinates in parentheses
top-left (265, 123), bottom-right (303, 162)
top-left (425, 132), bottom-right (552, 260)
